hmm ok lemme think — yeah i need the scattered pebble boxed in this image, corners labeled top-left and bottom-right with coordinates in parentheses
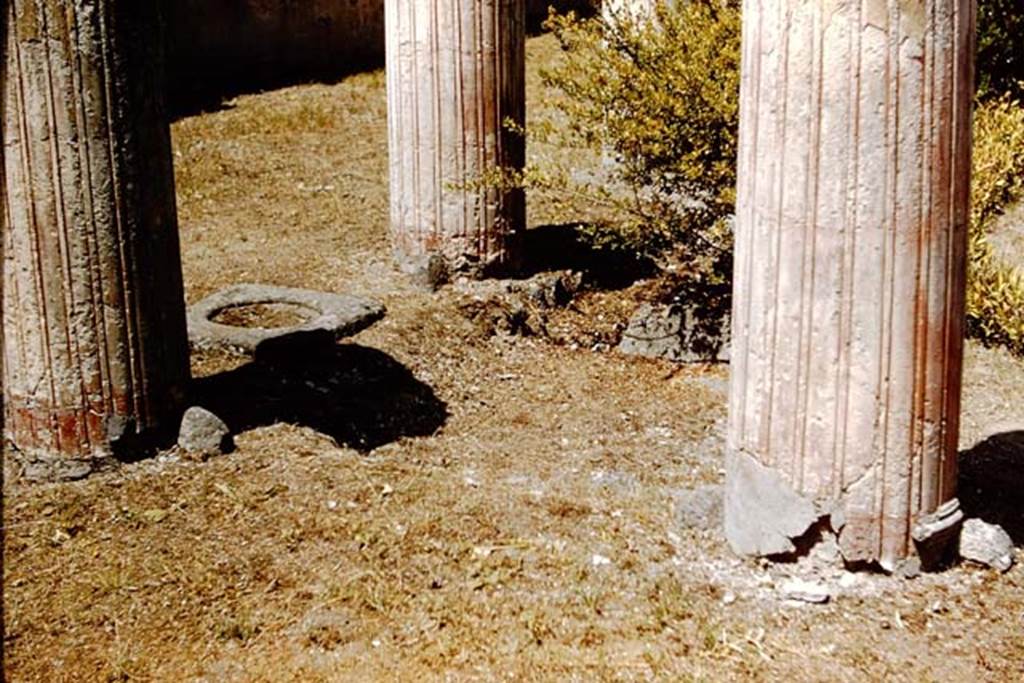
top-left (780, 578), bottom-right (832, 604)
top-left (592, 554), bottom-right (612, 567)
top-left (178, 406), bottom-right (232, 458)
top-left (894, 556), bottom-right (922, 580)
top-left (959, 518), bottom-right (1015, 572)
top-left (837, 572), bottom-right (862, 590)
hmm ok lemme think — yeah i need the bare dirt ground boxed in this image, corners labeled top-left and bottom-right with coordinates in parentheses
top-left (4, 35), bottom-right (1024, 682)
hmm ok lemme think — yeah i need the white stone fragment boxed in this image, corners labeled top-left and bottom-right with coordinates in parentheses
top-left (780, 578), bottom-right (831, 604)
top-left (959, 519), bottom-right (1015, 572)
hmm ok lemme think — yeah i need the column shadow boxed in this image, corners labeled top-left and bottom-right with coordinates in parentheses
top-left (959, 430), bottom-right (1024, 544)
top-left (164, 1), bottom-right (595, 119)
top-left (191, 342), bottom-right (448, 452)
top-left (519, 223), bottom-right (656, 290)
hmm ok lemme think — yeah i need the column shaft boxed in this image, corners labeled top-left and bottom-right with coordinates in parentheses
top-left (2, 1), bottom-right (190, 476)
top-left (385, 0), bottom-right (526, 277)
top-left (726, 0), bottom-right (974, 569)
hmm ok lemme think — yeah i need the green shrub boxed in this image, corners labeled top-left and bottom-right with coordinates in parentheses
top-left (535, 1), bottom-right (740, 279)
top-left (976, 0), bottom-right (1024, 101)
top-left (971, 93), bottom-right (1024, 229)
top-left (966, 94), bottom-right (1024, 354)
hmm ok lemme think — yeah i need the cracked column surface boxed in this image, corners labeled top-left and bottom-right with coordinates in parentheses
top-left (726, 0), bottom-right (974, 569)
top-left (2, 1), bottom-right (190, 478)
top-left (385, 0), bottom-right (526, 278)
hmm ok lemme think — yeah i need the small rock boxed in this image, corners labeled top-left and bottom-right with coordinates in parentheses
top-left (592, 554), bottom-right (612, 567)
top-left (780, 578), bottom-right (831, 604)
top-left (420, 254), bottom-right (451, 291)
top-left (523, 271), bottom-right (580, 308)
top-left (674, 484), bottom-right (724, 533)
top-left (20, 457), bottom-right (95, 483)
top-left (894, 556), bottom-right (922, 580)
top-left (178, 406), bottom-right (232, 457)
top-left (617, 285), bottom-right (731, 363)
top-left (959, 518), bottom-right (1015, 572)
top-left (808, 531), bottom-right (843, 566)
top-left (837, 572), bottom-right (861, 590)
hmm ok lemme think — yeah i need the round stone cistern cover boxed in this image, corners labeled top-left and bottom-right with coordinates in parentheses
top-left (187, 283), bottom-right (385, 353)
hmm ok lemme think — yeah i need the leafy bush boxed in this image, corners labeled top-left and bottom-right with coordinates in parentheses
top-left (976, 0), bottom-right (1024, 101)
top-left (966, 94), bottom-right (1024, 354)
top-left (971, 93), bottom-right (1024, 228)
top-left (535, 1), bottom-right (1024, 354)
top-left (535, 1), bottom-right (740, 279)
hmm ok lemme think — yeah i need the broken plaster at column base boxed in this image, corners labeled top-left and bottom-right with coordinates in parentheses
top-left (397, 249), bottom-right (518, 290)
top-left (725, 448), bottom-right (856, 565)
top-left (3, 412), bottom-right (169, 483)
top-left (3, 443), bottom-right (117, 483)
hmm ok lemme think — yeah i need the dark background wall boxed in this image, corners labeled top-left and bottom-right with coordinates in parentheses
top-left (164, 1), bottom-right (591, 113)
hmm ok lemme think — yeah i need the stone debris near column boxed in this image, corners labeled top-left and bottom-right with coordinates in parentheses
top-left (178, 407), bottom-right (233, 459)
top-left (959, 519), bottom-right (1015, 573)
top-left (618, 301), bottom-right (730, 363)
top-left (780, 578), bottom-right (832, 605)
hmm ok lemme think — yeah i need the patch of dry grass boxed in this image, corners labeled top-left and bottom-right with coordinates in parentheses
top-left (4, 34), bottom-right (1024, 682)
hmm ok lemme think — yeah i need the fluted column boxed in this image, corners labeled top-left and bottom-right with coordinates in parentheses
top-left (726, 0), bottom-right (974, 569)
top-left (385, 0), bottom-right (526, 279)
top-left (2, 1), bottom-right (190, 478)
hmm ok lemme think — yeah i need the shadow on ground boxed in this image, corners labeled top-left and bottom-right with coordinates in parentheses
top-left (521, 224), bottom-right (656, 289)
top-left (192, 342), bottom-right (448, 452)
top-left (165, 1), bottom-right (594, 120)
top-left (959, 430), bottom-right (1024, 544)
top-left (167, 57), bottom-right (384, 120)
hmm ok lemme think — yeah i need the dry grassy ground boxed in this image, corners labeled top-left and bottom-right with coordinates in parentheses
top-left (4, 35), bottom-right (1024, 682)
